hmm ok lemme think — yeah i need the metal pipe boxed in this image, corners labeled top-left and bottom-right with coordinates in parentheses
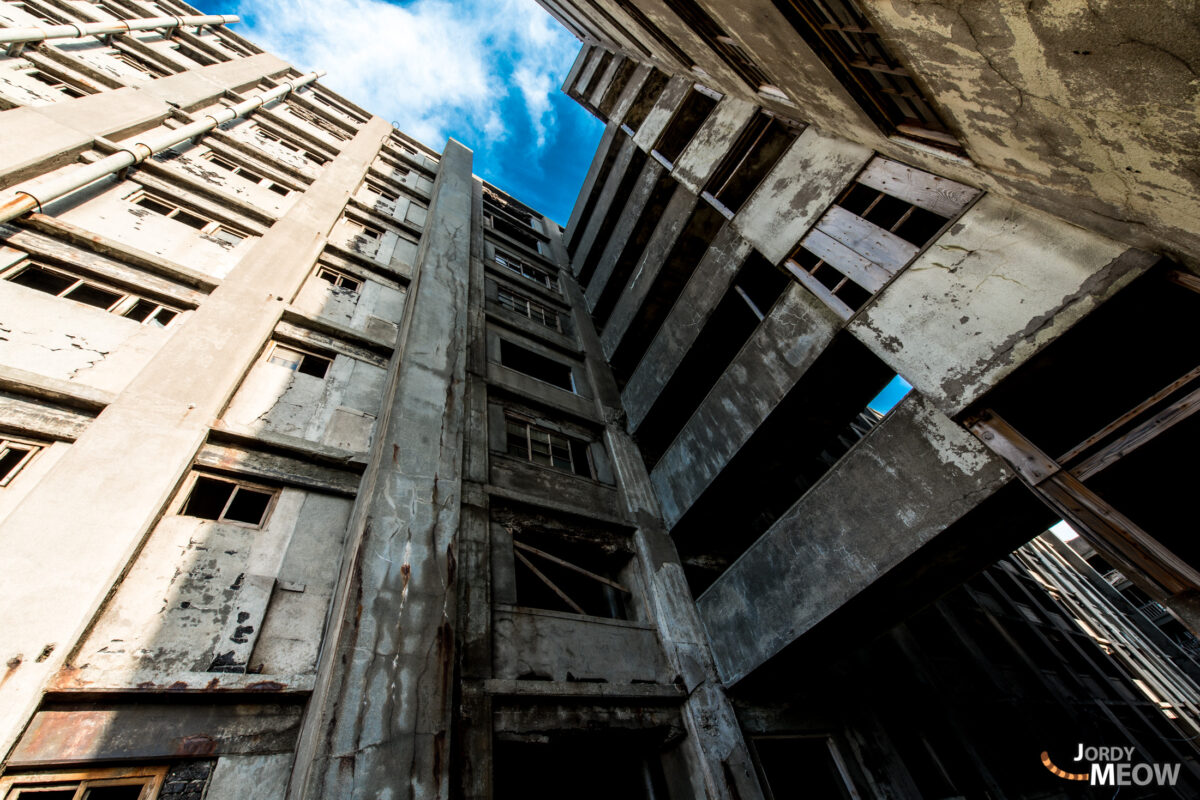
top-left (0, 70), bottom-right (325, 224)
top-left (0, 14), bottom-right (239, 44)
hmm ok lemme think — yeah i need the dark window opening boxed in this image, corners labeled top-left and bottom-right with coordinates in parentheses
top-left (662, 0), bottom-right (777, 92)
top-left (654, 87), bottom-right (719, 166)
top-left (181, 475), bottom-right (276, 528)
top-left (498, 287), bottom-right (560, 330)
top-left (486, 210), bottom-right (542, 253)
top-left (63, 282), bottom-right (122, 310)
top-left (609, 203), bottom-right (727, 387)
top-left (511, 528), bottom-right (629, 619)
top-left (0, 438), bottom-right (40, 487)
top-left (317, 266), bottom-right (361, 293)
top-left (267, 343), bottom-right (333, 379)
top-left (633, 252), bottom-right (788, 469)
top-left (773, 0), bottom-right (960, 149)
top-left (580, 51), bottom-right (615, 100)
top-left (566, 132), bottom-right (626, 257)
top-left (4, 262), bottom-right (181, 324)
top-left (500, 340), bottom-right (575, 393)
top-left (577, 148), bottom-right (649, 289)
top-left (598, 58), bottom-right (638, 118)
top-left (754, 737), bottom-right (856, 800)
top-left (669, 334), bottom-right (894, 594)
top-left (9, 264), bottom-right (75, 295)
top-left (505, 414), bottom-right (591, 477)
top-left (578, 0), bottom-right (653, 59)
top-left (133, 195), bottom-right (174, 216)
top-left (704, 112), bottom-right (801, 215)
top-left (590, 171), bottom-right (680, 329)
top-left (622, 69), bottom-right (670, 134)
top-left (495, 251), bottom-right (558, 292)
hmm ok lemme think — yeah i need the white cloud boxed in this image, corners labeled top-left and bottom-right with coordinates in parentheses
top-left (226, 0), bottom-right (578, 154)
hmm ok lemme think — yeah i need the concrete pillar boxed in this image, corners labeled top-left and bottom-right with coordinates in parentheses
top-left (291, 139), bottom-right (475, 800)
top-left (0, 116), bottom-right (393, 759)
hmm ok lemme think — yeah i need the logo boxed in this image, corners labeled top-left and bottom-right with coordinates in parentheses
top-left (1041, 744), bottom-right (1181, 787)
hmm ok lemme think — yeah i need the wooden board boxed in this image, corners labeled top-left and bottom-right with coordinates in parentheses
top-left (856, 156), bottom-right (980, 217)
top-left (815, 204), bottom-right (919, 272)
top-left (801, 228), bottom-right (893, 292)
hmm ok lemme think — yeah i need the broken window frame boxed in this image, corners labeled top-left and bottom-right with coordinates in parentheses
top-left (341, 216), bottom-right (386, 253)
top-left (200, 151), bottom-right (292, 196)
top-left (504, 413), bottom-right (591, 477)
top-left (127, 189), bottom-right (251, 245)
top-left (0, 764), bottom-right (168, 799)
top-left (703, 110), bottom-right (802, 216)
top-left (179, 472), bottom-right (280, 530)
top-left (774, 0), bottom-right (960, 150)
top-left (107, 47), bottom-right (170, 78)
top-left (660, 0), bottom-right (787, 98)
top-left (361, 179), bottom-right (400, 205)
top-left (251, 125), bottom-right (329, 166)
top-left (265, 341), bottom-right (334, 379)
top-left (286, 102), bottom-right (352, 141)
top-left (1, 260), bottom-right (182, 327)
top-left (783, 157), bottom-right (977, 319)
top-left (494, 251), bottom-right (559, 293)
top-left (316, 265), bottom-right (362, 294)
top-left (497, 285), bottom-right (561, 331)
top-left (0, 437), bottom-right (42, 488)
top-left (510, 532), bottom-right (631, 618)
top-left (24, 68), bottom-right (86, 98)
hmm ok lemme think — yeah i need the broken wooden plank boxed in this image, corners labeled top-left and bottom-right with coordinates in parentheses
top-left (513, 539), bottom-right (629, 593)
top-left (856, 156), bottom-right (980, 217)
top-left (967, 410), bottom-right (1060, 485)
top-left (815, 204), bottom-right (919, 271)
top-left (784, 260), bottom-right (854, 320)
top-left (800, 228), bottom-right (893, 292)
top-left (1071, 384), bottom-right (1200, 482)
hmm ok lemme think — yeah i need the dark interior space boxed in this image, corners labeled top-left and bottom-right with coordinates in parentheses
top-left (576, 147), bottom-right (649, 289)
top-left (653, 88), bottom-right (718, 166)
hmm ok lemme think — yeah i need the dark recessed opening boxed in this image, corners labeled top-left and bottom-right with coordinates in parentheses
top-left (182, 476), bottom-right (236, 520)
top-left (566, 131), bottom-right (626, 257)
top-left (622, 69), bottom-right (669, 134)
top-left (705, 114), bottom-right (799, 215)
top-left (9, 264), bottom-right (75, 295)
top-left (654, 88), bottom-right (718, 166)
top-left (577, 147), bottom-right (649, 289)
top-left (500, 340), bottom-right (575, 392)
top-left (224, 486), bottom-right (274, 525)
top-left (63, 282), bottom-right (121, 310)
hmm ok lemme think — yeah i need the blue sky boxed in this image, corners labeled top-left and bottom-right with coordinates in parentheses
top-left (194, 0), bottom-right (603, 224)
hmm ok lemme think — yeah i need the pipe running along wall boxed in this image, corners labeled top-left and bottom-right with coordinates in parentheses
top-left (0, 70), bottom-right (326, 225)
top-left (0, 14), bottom-right (239, 44)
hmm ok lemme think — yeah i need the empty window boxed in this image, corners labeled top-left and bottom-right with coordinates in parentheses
top-left (494, 252), bottom-right (558, 292)
top-left (287, 103), bottom-right (352, 141)
top-left (774, 0), bottom-right (959, 148)
top-left (505, 414), bottom-right (591, 477)
top-left (109, 48), bottom-right (168, 78)
top-left (704, 111), bottom-right (801, 215)
top-left (128, 191), bottom-right (251, 244)
top-left (510, 529), bottom-right (631, 619)
top-left (0, 437), bottom-right (41, 487)
top-left (613, 0), bottom-right (694, 68)
top-left (484, 202), bottom-right (545, 253)
top-left (26, 69), bottom-right (85, 98)
top-left (201, 152), bottom-right (291, 196)
top-left (362, 180), bottom-right (400, 205)
top-left (621, 69), bottom-right (670, 134)
top-left (500, 340), bottom-right (575, 393)
top-left (316, 266), bottom-right (361, 293)
top-left (3, 262), bottom-right (181, 327)
top-left (497, 286), bottom-right (560, 330)
top-left (0, 766), bottom-right (166, 800)
top-left (344, 217), bottom-right (384, 241)
top-left (252, 126), bottom-right (329, 165)
top-left (266, 342), bottom-right (332, 378)
top-left (180, 474), bottom-right (277, 528)
top-left (783, 157), bottom-right (978, 318)
top-left (654, 86), bottom-right (720, 166)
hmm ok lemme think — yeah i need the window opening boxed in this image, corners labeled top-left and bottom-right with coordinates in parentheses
top-left (0, 767), bottom-right (167, 800)
top-left (774, 0), bottom-right (960, 148)
top-left (287, 103), bottom-right (351, 141)
top-left (654, 86), bottom-right (720, 166)
top-left (499, 340), bottom-right (576, 393)
top-left (27, 70), bottom-right (85, 97)
top-left (0, 438), bottom-right (41, 487)
top-left (317, 266), bottom-right (361, 293)
top-left (507, 525), bottom-right (631, 619)
top-left (497, 286), bottom-right (560, 330)
top-left (704, 111), bottom-right (801, 215)
top-left (4, 261), bottom-right (181, 326)
top-left (504, 414), bottom-right (591, 477)
top-left (129, 191), bottom-right (251, 244)
top-left (783, 157), bottom-right (977, 318)
top-left (252, 126), bottom-right (328, 165)
top-left (613, 0), bottom-right (693, 68)
top-left (110, 48), bottom-right (168, 78)
top-left (180, 474), bottom-right (277, 528)
top-left (267, 342), bottom-right (332, 378)
top-left (753, 736), bottom-right (858, 800)
top-left (620, 69), bottom-right (670, 134)
top-left (494, 251), bottom-right (558, 292)
top-left (201, 152), bottom-right (291, 196)
top-left (485, 206), bottom-right (544, 253)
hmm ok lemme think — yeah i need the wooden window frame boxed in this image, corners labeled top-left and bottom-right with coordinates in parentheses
top-left (251, 125), bottom-right (329, 166)
top-left (25, 68), bottom-right (85, 98)
top-left (362, 179), bottom-right (400, 205)
top-left (316, 266), bottom-right (362, 293)
top-left (127, 190), bottom-right (250, 244)
top-left (504, 414), bottom-right (591, 477)
top-left (494, 251), bottom-right (558, 293)
top-left (497, 285), bottom-right (560, 331)
top-left (2, 260), bottom-right (182, 327)
top-left (0, 764), bottom-right (168, 799)
top-left (0, 436), bottom-right (42, 487)
top-left (178, 473), bottom-right (280, 530)
top-left (108, 48), bottom-right (169, 78)
top-left (266, 341), bottom-right (334, 379)
top-left (201, 151), bottom-right (291, 196)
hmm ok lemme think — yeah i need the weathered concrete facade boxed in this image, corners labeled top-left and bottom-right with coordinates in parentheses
top-left (3, 0), bottom-right (1200, 797)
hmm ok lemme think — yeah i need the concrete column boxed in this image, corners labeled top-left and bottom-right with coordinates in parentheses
top-left (0, 116), bottom-right (393, 758)
top-left (292, 139), bottom-right (474, 800)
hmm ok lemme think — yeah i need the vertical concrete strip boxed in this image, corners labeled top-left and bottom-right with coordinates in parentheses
top-left (293, 140), bottom-right (473, 800)
top-left (0, 117), bottom-right (393, 759)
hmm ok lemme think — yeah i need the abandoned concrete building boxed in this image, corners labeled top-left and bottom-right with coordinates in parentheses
top-left (1, 0), bottom-right (1199, 797)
